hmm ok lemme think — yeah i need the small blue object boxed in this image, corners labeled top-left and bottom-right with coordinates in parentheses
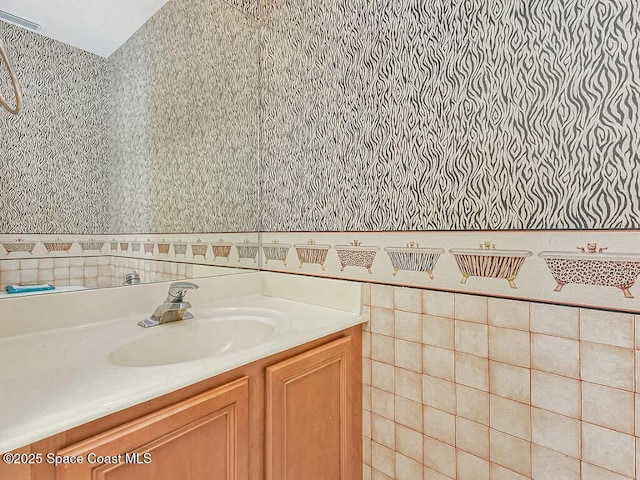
top-left (5, 284), bottom-right (55, 294)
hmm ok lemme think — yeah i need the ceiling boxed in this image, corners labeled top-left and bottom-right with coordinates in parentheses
top-left (0, 0), bottom-right (170, 57)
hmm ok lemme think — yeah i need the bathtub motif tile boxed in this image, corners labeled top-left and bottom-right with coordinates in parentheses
top-left (294, 240), bottom-right (330, 270)
top-left (190, 240), bottom-right (209, 259)
top-left (385, 243), bottom-right (444, 279)
top-left (234, 239), bottom-right (259, 263)
top-left (335, 241), bottom-right (379, 274)
top-left (142, 241), bottom-right (155, 255)
top-left (78, 240), bottom-right (105, 252)
top-left (2, 239), bottom-right (37, 255)
top-left (43, 240), bottom-right (73, 253)
top-left (173, 241), bottom-right (187, 256)
top-left (156, 240), bottom-right (170, 255)
top-left (261, 240), bottom-right (290, 265)
top-left (540, 243), bottom-right (640, 298)
top-left (450, 242), bottom-right (532, 289)
top-left (259, 231), bottom-right (640, 314)
top-left (0, 232), bottom-right (259, 294)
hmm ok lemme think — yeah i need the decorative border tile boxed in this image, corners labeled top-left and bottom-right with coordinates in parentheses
top-left (260, 231), bottom-right (640, 314)
top-left (7, 229), bottom-right (640, 314)
top-left (0, 233), bottom-right (260, 269)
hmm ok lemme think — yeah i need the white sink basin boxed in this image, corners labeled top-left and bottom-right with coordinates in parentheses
top-left (109, 308), bottom-right (290, 367)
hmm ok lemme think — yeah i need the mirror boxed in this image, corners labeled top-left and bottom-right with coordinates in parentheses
top-left (0, 0), bottom-right (260, 296)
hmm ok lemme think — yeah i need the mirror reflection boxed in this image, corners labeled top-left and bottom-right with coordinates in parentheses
top-left (0, 0), bottom-right (260, 297)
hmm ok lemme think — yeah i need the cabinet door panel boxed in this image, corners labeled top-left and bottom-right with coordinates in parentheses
top-left (56, 377), bottom-right (249, 480)
top-left (266, 337), bottom-right (355, 480)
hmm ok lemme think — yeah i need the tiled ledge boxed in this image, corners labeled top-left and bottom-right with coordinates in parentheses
top-left (260, 230), bottom-right (640, 314)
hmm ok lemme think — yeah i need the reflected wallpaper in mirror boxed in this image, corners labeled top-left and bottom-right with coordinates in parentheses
top-left (0, 0), bottom-right (259, 295)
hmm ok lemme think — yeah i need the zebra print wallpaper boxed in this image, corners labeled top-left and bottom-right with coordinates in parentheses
top-left (227, 0), bottom-right (260, 20)
top-left (0, 23), bottom-right (110, 234)
top-left (107, 0), bottom-right (260, 234)
top-left (0, 0), bottom-right (259, 235)
top-left (260, 0), bottom-right (640, 231)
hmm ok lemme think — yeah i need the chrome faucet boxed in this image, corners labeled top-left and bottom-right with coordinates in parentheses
top-left (137, 282), bottom-right (199, 328)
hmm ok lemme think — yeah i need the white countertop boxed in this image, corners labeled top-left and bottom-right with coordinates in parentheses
top-left (0, 290), bottom-right (364, 454)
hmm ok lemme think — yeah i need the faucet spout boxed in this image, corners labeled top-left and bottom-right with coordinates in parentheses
top-left (138, 282), bottom-right (199, 328)
top-left (165, 282), bottom-right (199, 302)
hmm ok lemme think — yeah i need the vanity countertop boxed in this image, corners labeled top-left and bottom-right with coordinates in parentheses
top-left (0, 291), bottom-right (365, 454)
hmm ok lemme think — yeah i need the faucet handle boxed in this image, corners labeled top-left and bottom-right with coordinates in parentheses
top-left (166, 282), bottom-right (199, 303)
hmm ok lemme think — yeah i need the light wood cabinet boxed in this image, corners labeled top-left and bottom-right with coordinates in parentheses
top-left (7, 326), bottom-right (361, 480)
top-left (266, 337), bottom-right (359, 480)
top-left (56, 377), bottom-right (249, 480)
top-left (0, 445), bottom-right (32, 480)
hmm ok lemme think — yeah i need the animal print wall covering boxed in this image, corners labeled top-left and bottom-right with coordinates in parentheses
top-left (107, 0), bottom-right (260, 233)
top-left (0, 23), bottom-right (110, 234)
top-left (0, 0), bottom-right (259, 235)
top-left (226, 0), bottom-right (260, 20)
top-left (260, 0), bottom-right (640, 231)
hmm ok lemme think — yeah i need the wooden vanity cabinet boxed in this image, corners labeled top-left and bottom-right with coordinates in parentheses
top-left (266, 336), bottom-right (358, 480)
top-left (56, 377), bottom-right (250, 480)
top-left (4, 326), bottom-right (361, 480)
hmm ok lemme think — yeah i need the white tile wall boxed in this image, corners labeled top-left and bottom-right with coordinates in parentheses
top-left (0, 256), bottom-right (192, 290)
top-left (363, 284), bottom-right (640, 479)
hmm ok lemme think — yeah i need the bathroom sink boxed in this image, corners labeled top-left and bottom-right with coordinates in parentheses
top-left (109, 308), bottom-right (290, 367)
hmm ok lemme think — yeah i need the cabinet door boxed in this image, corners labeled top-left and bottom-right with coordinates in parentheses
top-left (266, 336), bottom-right (360, 480)
top-left (56, 377), bottom-right (249, 480)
